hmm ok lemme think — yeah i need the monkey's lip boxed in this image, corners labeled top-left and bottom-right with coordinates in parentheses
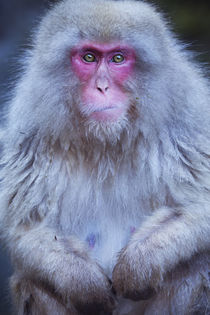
top-left (90, 106), bottom-right (124, 122)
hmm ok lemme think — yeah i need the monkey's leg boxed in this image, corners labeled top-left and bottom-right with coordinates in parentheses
top-left (10, 273), bottom-right (78, 315)
top-left (113, 206), bottom-right (210, 301)
top-left (143, 252), bottom-right (210, 315)
top-left (8, 226), bottom-right (116, 314)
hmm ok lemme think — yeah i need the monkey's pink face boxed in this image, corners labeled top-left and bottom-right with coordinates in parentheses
top-left (71, 42), bottom-right (136, 122)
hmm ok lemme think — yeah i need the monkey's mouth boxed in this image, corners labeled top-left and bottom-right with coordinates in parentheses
top-left (92, 106), bottom-right (117, 113)
top-left (89, 105), bottom-right (125, 122)
top-left (80, 101), bottom-right (126, 122)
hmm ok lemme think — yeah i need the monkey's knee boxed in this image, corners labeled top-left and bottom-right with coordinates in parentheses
top-left (10, 274), bottom-right (76, 315)
top-left (144, 253), bottom-right (210, 315)
top-left (10, 274), bottom-right (35, 315)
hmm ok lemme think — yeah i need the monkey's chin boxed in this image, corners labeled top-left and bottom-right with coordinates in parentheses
top-left (83, 112), bottom-right (129, 144)
top-left (78, 102), bottom-right (130, 143)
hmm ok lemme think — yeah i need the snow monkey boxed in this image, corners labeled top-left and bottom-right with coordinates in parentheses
top-left (0, 0), bottom-right (209, 314)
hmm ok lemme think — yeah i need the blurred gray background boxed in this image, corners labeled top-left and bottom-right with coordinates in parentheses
top-left (0, 0), bottom-right (210, 314)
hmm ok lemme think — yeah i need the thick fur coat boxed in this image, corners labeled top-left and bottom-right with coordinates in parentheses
top-left (0, 1), bottom-right (209, 314)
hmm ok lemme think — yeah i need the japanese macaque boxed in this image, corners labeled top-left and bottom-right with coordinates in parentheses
top-left (0, 0), bottom-right (210, 314)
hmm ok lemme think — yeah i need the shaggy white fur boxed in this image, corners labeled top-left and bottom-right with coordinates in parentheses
top-left (0, 1), bottom-right (209, 314)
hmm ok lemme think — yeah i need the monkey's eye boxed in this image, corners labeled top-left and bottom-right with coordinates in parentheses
top-left (83, 53), bottom-right (96, 62)
top-left (112, 54), bottom-right (124, 63)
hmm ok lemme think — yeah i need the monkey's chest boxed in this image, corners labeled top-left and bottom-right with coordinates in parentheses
top-left (60, 202), bottom-right (140, 275)
top-left (59, 179), bottom-right (144, 274)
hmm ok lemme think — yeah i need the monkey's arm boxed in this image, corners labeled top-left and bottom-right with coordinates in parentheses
top-left (7, 224), bottom-right (116, 314)
top-left (112, 205), bottom-right (210, 300)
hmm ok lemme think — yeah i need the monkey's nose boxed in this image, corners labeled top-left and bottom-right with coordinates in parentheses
top-left (96, 76), bottom-right (109, 94)
top-left (97, 86), bottom-right (109, 93)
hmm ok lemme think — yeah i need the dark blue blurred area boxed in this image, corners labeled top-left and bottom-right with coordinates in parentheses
top-left (0, 0), bottom-right (209, 314)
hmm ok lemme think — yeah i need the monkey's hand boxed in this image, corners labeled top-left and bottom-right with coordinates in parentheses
top-left (112, 206), bottom-right (210, 301)
top-left (112, 241), bottom-right (157, 301)
top-left (58, 252), bottom-right (117, 314)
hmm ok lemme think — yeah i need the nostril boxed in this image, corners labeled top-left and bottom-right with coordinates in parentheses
top-left (105, 87), bottom-right (109, 92)
top-left (97, 87), bottom-right (103, 93)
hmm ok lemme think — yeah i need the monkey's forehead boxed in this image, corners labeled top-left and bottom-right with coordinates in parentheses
top-left (36, 0), bottom-right (166, 44)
